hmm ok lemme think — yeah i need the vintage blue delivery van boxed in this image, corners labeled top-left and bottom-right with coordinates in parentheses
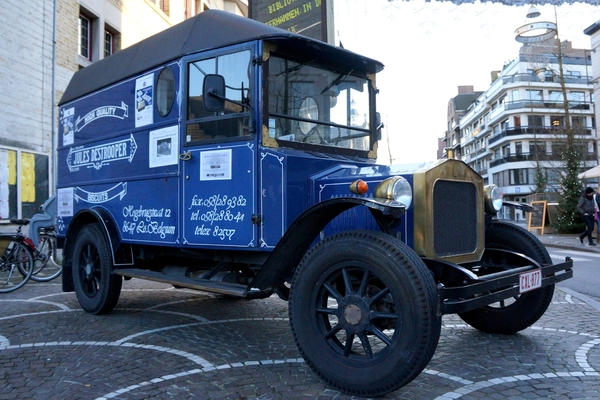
top-left (56, 10), bottom-right (572, 396)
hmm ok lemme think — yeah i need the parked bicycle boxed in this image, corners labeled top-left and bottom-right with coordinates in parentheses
top-left (24, 195), bottom-right (62, 282)
top-left (24, 220), bottom-right (62, 282)
top-left (0, 223), bottom-right (35, 293)
top-left (0, 195), bottom-right (62, 293)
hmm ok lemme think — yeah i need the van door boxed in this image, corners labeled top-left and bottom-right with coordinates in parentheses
top-left (181, 49), bottom-right (258, 248)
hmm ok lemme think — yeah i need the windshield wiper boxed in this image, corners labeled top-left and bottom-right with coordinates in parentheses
top-left (276, 58), bottom-right (317, 76)
top-left (320, 70), bottom-right (353, 95)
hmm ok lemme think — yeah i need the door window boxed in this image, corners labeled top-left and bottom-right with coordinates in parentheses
top-left (186, 50), bottom-right (252, 143)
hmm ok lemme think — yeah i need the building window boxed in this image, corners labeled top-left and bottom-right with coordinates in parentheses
top-left (493, 170), bottom-right (510, 187)
top-left (550, 115), bottom-right (565, 128)
top-left (548, 90), bottom-right (563, 103)
top-left (546, 169), bottom-right (560, 186)
top-left (155, 0), bottom-right (170, 15)
top-left (78, 15), bottom-right (91, 60)
top-left (510, 169), bottom-right (530, 185)
top-left (527, 115), bottom-right (544, 129)
top-left (530, 141), bottom-right (546, 156)
top-left (526, 89), bottom-right (542, 101)
top-left (104, 31), bottom-right (113, 57)
top-left (572, 116), bottom-right (587, 129)
top-left (0, 149), bottom-right (49, 219)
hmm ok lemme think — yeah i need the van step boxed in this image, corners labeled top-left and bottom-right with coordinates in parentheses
top-left (114, 268), bottom-right (272, 299)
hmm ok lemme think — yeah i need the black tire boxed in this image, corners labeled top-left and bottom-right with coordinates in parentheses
top-left (30, 234), bottom-right (62, 282)
top-left (0, 241), bottom-right (34, 293)
top-left (458, 221), bottom-right (554, 334)
top-left (72, 224), bottom-right (122, 314)
top-left (289, 230), bottom-right (441, 397)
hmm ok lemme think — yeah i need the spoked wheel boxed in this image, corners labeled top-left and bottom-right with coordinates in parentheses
top-left (72, 224), bottom-right (121, 314)
top-left (289, 231), bottom-right (440, 397)
top-left (30, 234), bottom-right (62, 282)
top-left (0, 241), bottom-right (34, 293)
top-left (458, 221), bottom-right (554, 334)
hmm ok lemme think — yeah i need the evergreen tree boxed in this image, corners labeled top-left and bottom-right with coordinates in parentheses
top-left (532, 166), bottom-right (547, 194)
top-left (554, 146), bottom-right (584, 233)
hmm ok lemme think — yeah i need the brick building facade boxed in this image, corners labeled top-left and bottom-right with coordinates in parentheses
top-left (0, 0), bottom-right (247, 220)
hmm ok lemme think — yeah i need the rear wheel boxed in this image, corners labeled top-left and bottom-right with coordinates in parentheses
top-left (458, 221), bottom-right (554, 334)
top-left (72, 224), bottom-right (122, 314)
top-left (289, 230), bottom-right (440, 397)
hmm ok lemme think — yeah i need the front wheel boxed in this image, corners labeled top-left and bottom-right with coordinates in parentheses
top-left (0, 241), bottom-right (34, 293)
top-left (458, 221), bottom-right (554, 334)
top-left (289, 230), bottom-right (441, 397)
top-left (72, 224), bottom-right (122, 314)
top-left (30, 234), bottom-right (62, 282)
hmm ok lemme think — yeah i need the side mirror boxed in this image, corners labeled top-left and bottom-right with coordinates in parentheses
top-left (375, 112), bottom-right (384, 141)
top-left (203, 74), bottom-right (226, 112)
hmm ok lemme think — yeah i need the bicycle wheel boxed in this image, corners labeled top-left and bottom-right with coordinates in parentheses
top-left (0, 240), bottom-right (34, 293)
top-left (30, 234), bottom-right (62, 282)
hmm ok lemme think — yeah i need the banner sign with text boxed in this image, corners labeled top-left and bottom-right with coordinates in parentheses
top-left (250, 0), bottom-right (330, 43)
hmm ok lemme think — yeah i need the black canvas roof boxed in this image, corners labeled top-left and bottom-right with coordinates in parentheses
top-left (59, 10), bottom-right (384, 105)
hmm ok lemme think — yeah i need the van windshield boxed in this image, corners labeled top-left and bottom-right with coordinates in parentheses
top-left (266, 56), bottom-right (372, 152)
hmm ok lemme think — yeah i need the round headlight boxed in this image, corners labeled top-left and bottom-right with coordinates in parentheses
top-left (484, 184), bottom-right (503, 213)
top-left (374, 176), bottom-right (413, 209)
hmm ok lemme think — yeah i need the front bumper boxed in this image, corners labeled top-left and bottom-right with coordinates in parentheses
top-left (435, 251), bottom-right (573, 315)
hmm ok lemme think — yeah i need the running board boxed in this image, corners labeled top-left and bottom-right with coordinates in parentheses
top-left (115, 268), bottom-right (272, 299)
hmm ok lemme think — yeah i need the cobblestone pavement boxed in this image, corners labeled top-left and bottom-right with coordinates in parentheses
top-left (1, 277), bottom-right (600, 400)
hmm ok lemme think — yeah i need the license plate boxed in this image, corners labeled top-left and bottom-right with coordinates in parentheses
top-left (520, 269), bottom-right (542, 293)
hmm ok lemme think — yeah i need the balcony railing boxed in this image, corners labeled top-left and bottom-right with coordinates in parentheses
top-left (504, 99), bottom-right (592, 111)
top-left (488, 126), bottom-right (592, 145)
top-left (488, 151), bottom-right (595, 168)
top-left (502, 73), bottom-right (591, 85)
top-left (489, 152), bottom-right (562, 168)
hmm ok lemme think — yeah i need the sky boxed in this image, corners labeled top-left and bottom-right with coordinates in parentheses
top-left (333, 0), bottom-right (600, 164)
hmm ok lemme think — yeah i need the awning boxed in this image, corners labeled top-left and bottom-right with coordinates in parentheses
top-left (578, 165), bottom-right (600, 179)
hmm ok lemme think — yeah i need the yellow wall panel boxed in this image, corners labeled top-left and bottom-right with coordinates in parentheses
top-left (21, 152), bottom-right (35, 203)
top-left (8, 150), bottom-right (16, 185)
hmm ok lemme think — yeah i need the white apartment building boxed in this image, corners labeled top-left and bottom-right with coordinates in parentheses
top-left (457, 40), bottom-right (596, 215)
top-left (0, 0), bottom-right (247, 220)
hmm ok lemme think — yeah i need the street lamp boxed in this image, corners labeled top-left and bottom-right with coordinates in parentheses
top-left (526, 5), bottom-right (541, 19)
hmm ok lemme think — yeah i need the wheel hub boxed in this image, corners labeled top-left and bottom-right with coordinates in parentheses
top-left (339, 296), bottom-right (370, 333)
top-left (84, 262), bottom-right (92, 277)
top-left (343, 304), bottom-right (362, 325)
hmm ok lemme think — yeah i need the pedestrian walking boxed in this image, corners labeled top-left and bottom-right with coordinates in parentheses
top-left (578, 187), bottom-right (597, 246)
top-left (595, 191), bottom-right (600, 236)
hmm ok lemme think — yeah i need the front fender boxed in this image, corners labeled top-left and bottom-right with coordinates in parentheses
top-left (247, 197), bottom-right (405, 297)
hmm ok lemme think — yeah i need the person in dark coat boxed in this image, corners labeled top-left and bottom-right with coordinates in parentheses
top-left (577, 187), bottom-right (597, 246)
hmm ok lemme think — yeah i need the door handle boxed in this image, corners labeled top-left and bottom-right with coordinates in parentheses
top-left (179, 151), bottom-right (192, 161)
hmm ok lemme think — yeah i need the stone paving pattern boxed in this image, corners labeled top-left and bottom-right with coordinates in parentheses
top-left (1, 274), bottom-right (599, 400)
